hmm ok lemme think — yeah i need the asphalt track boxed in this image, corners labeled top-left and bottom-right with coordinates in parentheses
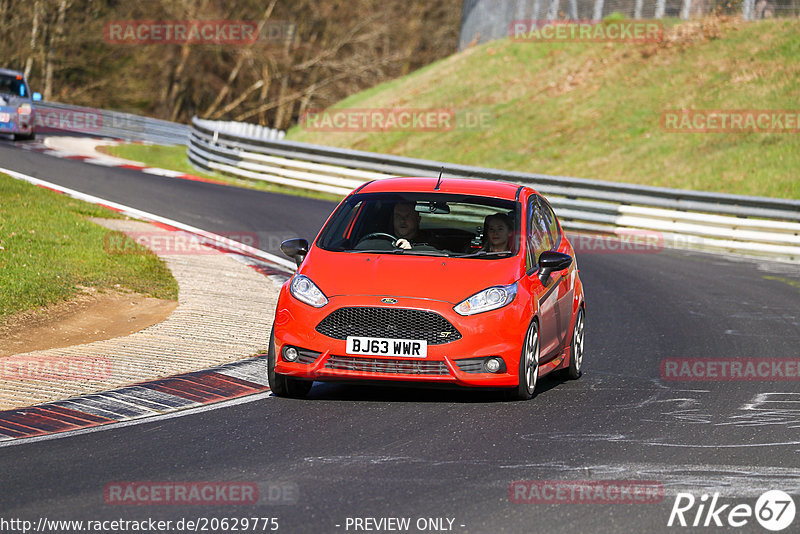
top-left (1, 139), bottom-right (799, 533)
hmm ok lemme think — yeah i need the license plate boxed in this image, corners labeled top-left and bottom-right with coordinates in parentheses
top-left (346, 336), bottom-right (427, 358)
top-left (0, 113), bottom-right (10, 123)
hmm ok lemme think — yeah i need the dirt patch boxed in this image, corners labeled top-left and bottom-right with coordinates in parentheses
top-left (0, 289), bottom-right (177, 357)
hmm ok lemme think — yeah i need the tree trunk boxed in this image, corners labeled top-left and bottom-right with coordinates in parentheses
top-left (592, 0), bottom-right (604, 21)
top-left (258, 63), bottom-right (272, 126)
top-left (166, 44), bottom-right (192, 122)
top-left (44, 0), bottom-right (70, 101)
top-left (742, 0), bottom-right (755, 20)
top-left (655, 0), bottom-right (666, 18)
top-left (272, 74), bottom-right (291, 130)
top-left (23, 0), bottom-right (42, 81)
top-left (568, 0), bottom-right (578, 19)
top-left (680, 0), bottom-right (692, 19)
top-left (546, 0), bottom-right (560, 20)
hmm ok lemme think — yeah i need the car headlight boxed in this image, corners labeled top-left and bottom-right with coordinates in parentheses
top-left (17, 104), bottom-right (32, 115)
top-left (454, 282), bottom-right (517, 316)
top-left (289, 274), bottom-right (328, 308)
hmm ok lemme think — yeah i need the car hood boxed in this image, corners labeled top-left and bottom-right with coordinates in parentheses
top-left (299, 249), bottom-right (523, 304)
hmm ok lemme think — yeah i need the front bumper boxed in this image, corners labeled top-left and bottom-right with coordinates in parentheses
top-left (0, 109), bottom-right (34, 134)
top-left (273, 292), bottom-right (527, 388)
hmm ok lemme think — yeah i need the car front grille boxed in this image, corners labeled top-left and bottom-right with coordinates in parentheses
top-left (315, 307), bottom-right (462, 345)
top-left (325, 355), bottom-right (450, 376)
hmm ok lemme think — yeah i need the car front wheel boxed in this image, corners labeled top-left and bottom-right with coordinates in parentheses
top-left (507, 320), bottom-right (539, 401)
top-left (14, 131), bottom-right (35, 141)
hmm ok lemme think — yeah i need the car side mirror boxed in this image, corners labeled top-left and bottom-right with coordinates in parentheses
top-left (32, 92), bottom-right (42, 102)
top-left (538, 251), bottom-right (572, 284)
top-left (280, 238), bottom-right (309, 267)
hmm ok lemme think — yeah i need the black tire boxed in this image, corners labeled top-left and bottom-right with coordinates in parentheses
top-left (507, 320), bottom-right (539, 401)
top-left (267, 328), bottom-right (313, 398)
top-left (13, 131), bottom-right (35, 141)
top-left (565, 306), bottom-right (585, 380)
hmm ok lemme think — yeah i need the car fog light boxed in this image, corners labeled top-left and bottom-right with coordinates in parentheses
top-left (485, 358), bottom-right (501, 373)
top-left (284, 347), bottom-right (299, 362)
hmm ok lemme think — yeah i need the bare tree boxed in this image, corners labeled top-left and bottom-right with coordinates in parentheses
top-left (43, 0), bottom-right (72, 100)
top-left (0, 0), bottom-right (461, 127)
top-left (23, 0), bottom-right (42, 80)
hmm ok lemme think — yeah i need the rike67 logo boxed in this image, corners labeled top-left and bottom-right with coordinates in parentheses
top-left (668, 490), bottom-right (796, 531)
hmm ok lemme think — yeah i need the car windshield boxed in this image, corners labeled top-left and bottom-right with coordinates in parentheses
top-left (0, 74), bottom-right (28, 98)
top-left (317, 192), bottom-right (520, 259)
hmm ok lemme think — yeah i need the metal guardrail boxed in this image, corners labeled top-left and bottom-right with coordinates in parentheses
top-left (198, 119), bottom-right (286, 142)
top-left (188, 116), bottom-right (800, 261)
top-left (35, 101), bottom-right (189, 145)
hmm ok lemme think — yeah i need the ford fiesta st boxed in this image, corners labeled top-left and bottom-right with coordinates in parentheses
top-left (0, 68), bottom-right (41, 141)
top-left (268, 177), bottom-right (585, 400)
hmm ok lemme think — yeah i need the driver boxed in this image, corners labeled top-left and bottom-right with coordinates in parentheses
top-left (393, 202), bottom-right (422, 249)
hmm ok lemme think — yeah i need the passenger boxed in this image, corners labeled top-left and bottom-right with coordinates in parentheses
top-left (482, 213), bottom-right (513, 252)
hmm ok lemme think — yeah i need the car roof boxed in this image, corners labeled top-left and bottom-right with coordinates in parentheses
top-left (356, 177), bottom-right (528, 201)
top-left (0, 68), bottom-right (26, 78)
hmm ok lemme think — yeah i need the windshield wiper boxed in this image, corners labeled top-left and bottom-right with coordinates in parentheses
top-left (455, 250), bottom-right (512, 258)
top-left (397, 249), bottom-right (448, 257)
top-left (348, 249), bottom-right (404, 254)
top-left (347, 248), bottom-right (448, 257)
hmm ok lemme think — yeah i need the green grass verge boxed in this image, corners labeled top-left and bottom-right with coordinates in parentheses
top-left (99, 144), bottom-right (343, 202)
top-left (0, 173), bottom-right (178, 322)
top-left (287, 17), bottom-right (800, 200)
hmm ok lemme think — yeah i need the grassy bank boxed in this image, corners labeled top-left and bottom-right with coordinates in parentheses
top-left (286, 17), bottom-right (800, 199)
top-left (0, 174), bottom-right (178, 322)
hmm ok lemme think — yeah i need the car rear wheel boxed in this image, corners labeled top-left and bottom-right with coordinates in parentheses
top-left (565, 306), bottom-right (584, 380)
top-left (508, 320), bottom-right (539, 401)
top-left (267, 328), bottom-right (313, 398)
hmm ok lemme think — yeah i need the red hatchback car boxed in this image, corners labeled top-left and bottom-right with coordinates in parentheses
top-left (268, 177), bottom-right (585, 400)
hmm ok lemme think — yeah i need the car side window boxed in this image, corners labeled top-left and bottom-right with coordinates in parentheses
top-left (526, 198), bottom-right (549, 267)
top-left (537, 196), bottom-right (561, 250)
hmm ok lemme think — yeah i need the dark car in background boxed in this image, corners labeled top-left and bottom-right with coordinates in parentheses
top-left (0, 68), bottom-right (41, 141)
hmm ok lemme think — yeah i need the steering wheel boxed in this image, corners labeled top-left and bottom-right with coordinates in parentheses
top-left (358, 232), bottom-right (399, 245)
